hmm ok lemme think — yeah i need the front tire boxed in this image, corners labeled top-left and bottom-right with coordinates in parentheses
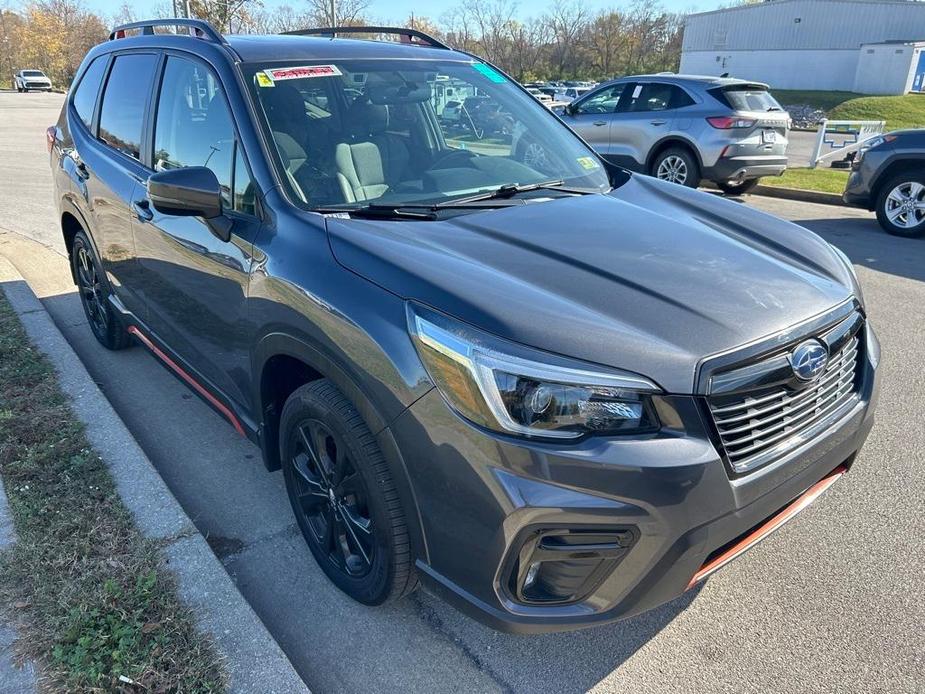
top-left (280, 380), bottom-right (417, 605)
top-left (71, 231), bottom-right (132, 350)
top-left (875, 173), bottom-right (925, 238)
top-left (651, 147), bottom-right (701, 188)
top-left (716, 178), bottom-right (759, 196)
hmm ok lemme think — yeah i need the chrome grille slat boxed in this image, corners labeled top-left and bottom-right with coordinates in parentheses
top-left (708, 334), bottom-right (861, 473)
top-left (718, 370), bottom-right (855, 440)
top-left (711, 342), bottom-right (857, 422)
top-left (723, 379), bottom-right (854, 452)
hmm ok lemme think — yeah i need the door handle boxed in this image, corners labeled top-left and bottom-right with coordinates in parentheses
top-left (132, 199), bottom-right (153, 223)
top-left (593, 120), bottom-right (607, 126)
top-left (650, 119), bottom-right (666, 126)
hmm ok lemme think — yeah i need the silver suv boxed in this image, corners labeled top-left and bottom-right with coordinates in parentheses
top-left (556, 75), bottom-right (789, 194)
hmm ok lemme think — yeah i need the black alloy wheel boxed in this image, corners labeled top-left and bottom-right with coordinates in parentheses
top-left (71, 231), bottom-right (131, 350)
top-left (280, 380), bottom-right (417, 605)
top-left (289, 417), bottom-right (375, 577)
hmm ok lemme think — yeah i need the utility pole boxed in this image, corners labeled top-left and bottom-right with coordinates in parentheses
top-left (329, 0), bottom-right (336, 26)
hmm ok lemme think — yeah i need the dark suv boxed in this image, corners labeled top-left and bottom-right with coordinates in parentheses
top-left (50, 20), bottom-right (880, 633)
top-left (843, 129), bottom-right (925, 238)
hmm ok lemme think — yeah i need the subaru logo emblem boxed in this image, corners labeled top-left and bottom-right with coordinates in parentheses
top-left (790, 340), bottom-right (828, 381)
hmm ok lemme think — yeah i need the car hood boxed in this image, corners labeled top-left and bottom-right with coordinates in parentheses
top-left (326, 174), bottom-right (855, 393)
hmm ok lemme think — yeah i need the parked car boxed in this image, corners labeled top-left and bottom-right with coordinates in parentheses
top-left (526, 87), bottom-right (552, 104)
top-left (13, 68), bottom-right (52, 92)
top-left (50, 20), bottom-right (878, 633)
top-left (558, 86), bottom-right (591, 103)
top-left (440, 99), bottom-right (463, 123)
top-left (843, 129), bottom-right (925, 238)
top-left (554, 75), bottom-right (789, 194)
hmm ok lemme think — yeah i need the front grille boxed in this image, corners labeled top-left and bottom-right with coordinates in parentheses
top-left (708, 335), bottom-right (861, 474)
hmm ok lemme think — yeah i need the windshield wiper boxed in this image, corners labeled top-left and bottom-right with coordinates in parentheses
top-left (313, 205), bottom-right (437, 220)
top-left (436, 180), bottom-right (601, 207)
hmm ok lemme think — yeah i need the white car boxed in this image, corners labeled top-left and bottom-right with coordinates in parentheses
top-left (13, 69), bottom-right (52, 92)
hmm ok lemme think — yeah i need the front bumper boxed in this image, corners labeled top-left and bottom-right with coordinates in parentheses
top-left (843, 169), bottom-right (873, 209)
top-left (391, 322), bottom-right (880, 633)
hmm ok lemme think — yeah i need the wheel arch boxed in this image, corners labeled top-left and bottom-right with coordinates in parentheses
top-left (646, 136), bottom-right (704, 175)
top-left (60, 198), bottom-right (95, 284)
top-left (253, 332), bottom-right (429, 562)
top-left (870, 157), bottom-right (925, 211)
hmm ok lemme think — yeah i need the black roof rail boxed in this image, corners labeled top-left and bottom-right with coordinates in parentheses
top-left (282, 26), bottom-right (451, 50)
top-left (109, 18), bottom-right (227, 46)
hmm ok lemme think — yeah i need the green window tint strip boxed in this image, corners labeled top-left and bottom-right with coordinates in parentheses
top-left (472, 63), bottom-right (506, 83)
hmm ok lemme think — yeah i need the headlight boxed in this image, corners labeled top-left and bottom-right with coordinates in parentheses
top-left (408, 307), bottom-right (661, 439)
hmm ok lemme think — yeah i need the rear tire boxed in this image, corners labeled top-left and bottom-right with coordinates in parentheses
top-left (71, 231), bottom-right (132, 350)
top-left (651, 147), bottom-right (701, 188)
top-left (716, 178), bottom-right (759, 196)
top-left (280, 380), bottom-right (417, 605)
top-left (875, 173), bottom-right (925, 238)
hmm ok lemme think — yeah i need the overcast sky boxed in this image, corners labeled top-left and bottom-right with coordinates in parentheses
top-left (82, 0), bottom-right (712, 25)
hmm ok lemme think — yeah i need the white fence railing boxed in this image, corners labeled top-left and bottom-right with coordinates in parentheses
top-left (809, 119), bottom-right (886, 168)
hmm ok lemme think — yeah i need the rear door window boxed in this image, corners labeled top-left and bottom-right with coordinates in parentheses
top-left (98, 53), bottom-right (158, 160)
top-left (71, 56), bottom-right (108, 130)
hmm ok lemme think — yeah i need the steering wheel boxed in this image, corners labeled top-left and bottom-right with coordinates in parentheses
top-left (429, 149), bottom-right (477, 170)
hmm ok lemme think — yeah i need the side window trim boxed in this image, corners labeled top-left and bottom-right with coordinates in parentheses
top-left (615, 82), bottom-right (640, 112)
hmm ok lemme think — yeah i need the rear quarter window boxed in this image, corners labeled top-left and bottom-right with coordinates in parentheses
top-left (71, 56), bottom-right (108, 130)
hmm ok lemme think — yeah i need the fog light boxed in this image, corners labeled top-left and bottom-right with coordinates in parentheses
top-left (509, 528), bottom-right (637, 605)
top-left (523, 561), bottom-right (541, 589)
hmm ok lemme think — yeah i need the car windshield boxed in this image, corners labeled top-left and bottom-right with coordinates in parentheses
top-left (244, 59), bottom-right (611, 211)
top-left (23, 70), bottom-right (45, 77)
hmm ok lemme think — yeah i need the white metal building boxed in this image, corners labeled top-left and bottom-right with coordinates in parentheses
top-left (680, 0), bottom-right (925, 94)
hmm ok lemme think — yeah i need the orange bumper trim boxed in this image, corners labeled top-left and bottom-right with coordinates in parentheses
top-left (687, 464), bottom-right (848, 590)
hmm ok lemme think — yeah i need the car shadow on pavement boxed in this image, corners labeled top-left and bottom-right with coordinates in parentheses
top-left (413, 585), bottom-right (701, 694)
top-left (795, 217), bottom-right (925, 285)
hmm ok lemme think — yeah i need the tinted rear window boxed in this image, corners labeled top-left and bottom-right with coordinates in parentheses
top-left (712, 87), bottom-right (782, 112)
top-left (71, 57), bottom-right (108, 129)
top-left (98, 53), bottom-right (158, 160)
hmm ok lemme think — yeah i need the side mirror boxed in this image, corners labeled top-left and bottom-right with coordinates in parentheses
top-left (564, 103), bottom-right (577, 116)
top-left (148, 166), bottom-right (232, 241)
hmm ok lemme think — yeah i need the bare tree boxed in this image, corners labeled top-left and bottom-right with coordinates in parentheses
top-left (302, 0), bottom-right (370, 27)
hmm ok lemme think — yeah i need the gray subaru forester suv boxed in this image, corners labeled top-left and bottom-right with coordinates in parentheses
top-left (51, 21), bottom-right (878, 633)
top-left (555, 75), bottom-right (789, 194)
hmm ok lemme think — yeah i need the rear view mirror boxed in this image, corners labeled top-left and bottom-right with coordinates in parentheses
top-left (148, 166), bottom-right (223, 219)
top-left (147, 167), bottom-right (233, 241)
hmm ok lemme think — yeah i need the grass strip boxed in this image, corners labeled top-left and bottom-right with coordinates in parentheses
top-left (0, 291), bottom-right (225, 692)
top-left (762, 168), bottom-right (851, 195)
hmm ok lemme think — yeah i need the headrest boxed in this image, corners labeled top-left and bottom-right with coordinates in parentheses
top-left (262, 83), bottom-right (306, 127)
top-left (346, 100), bottom-right (389, 138)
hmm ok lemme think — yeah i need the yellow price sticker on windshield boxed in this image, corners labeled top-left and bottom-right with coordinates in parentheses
top-left (577, 156), bottom-right (599, 170)
top-left (256, 72), bottom-right (275, 88)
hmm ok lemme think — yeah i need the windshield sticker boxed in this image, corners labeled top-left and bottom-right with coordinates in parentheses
top-left (472, 63), bottom-right (506, 84)
top-left (264, 64), bottom-right (342, 82)
top-left (256, 72), bottom-right (275, 87)
top-left (577, 156), bottom-right (599, 170)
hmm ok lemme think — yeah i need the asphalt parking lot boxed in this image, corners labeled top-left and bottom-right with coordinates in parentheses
top-left (1, 91), bottom-right (923, 693)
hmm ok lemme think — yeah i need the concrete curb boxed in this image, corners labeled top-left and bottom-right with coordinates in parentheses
top-left (0, 478), bottom-right (38, 694)
top-left (0, 257), bottom-right (309, 694)
top-left (751, 184), bottom-right (847, 207)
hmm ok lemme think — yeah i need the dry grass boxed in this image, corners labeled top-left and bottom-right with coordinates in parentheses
top-left (0, 291), bottom-right (225, 692)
